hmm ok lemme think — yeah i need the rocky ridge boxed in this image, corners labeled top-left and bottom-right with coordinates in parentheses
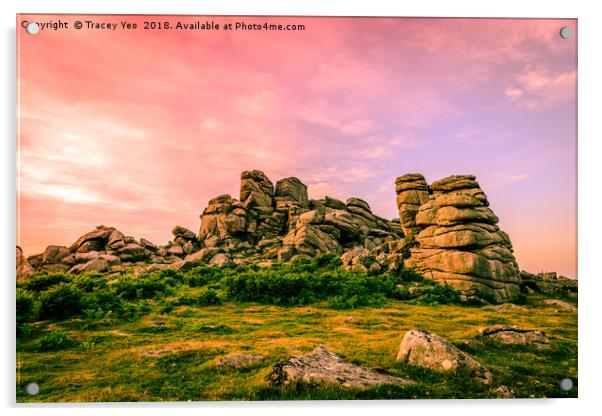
top-left (17, 169), bottom-right (572, 303)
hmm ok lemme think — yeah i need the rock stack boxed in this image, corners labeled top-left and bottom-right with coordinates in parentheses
top-left (18, 169), bottom-right (530, 303)
top-left (197, 170), bottom-right (404, 267)
top-left (395, 174), bottom-right (429, 236)
top-left (401, 174), bottom-right (521, 302)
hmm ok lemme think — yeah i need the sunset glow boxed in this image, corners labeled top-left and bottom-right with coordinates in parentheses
top-left (17, 15), bottom-right (577, 277)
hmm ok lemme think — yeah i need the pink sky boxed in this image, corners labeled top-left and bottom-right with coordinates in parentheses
top-left (17, 15), bottom-right (577, 277)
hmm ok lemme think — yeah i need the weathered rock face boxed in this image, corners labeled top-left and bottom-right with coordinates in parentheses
top-left (198, 194), bottom-right (248, 242)
top-left (267, 346), bottom-right (413, 389)
top-left (19, 170), bottom-right (532, 302)
top-left (479, 325), bottom-right (551, 349)
top-left (195, 170), bottom-right (404, 270)
top-left (240, 170), bottom-right (274, 210)
top-left (396, 329), bottom-right (492, 384)
top-left (395, 174), bottom-right (429, 236)
top-left (403, 175), bottom-right (521, 302)
top-left (16, 246), bottom-right (34, 280)
top-left (275, 177), bottom-right (308, 207)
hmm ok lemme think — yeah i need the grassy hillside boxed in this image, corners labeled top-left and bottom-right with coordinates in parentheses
top-left (16, 256), bottom-right (577, 402)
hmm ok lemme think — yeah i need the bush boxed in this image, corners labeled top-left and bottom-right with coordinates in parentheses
top-left (185, 266), bottom-right (223, 287)
top-left (37, 330), bottom-right (73, 351)
top-left (313, 253), bottom-right (341, 269)
top-left (412, 284), bottom-right (462, 305)
top-left (113, 275), bottom-right (173, 300)
top-left (221, 263), bottom-right (416, 308)
top-left (196, 288), bottom-right (222, 306)
top-left (87, 289), bottom-right (124, 314)
top-left (39, 283), bottom-right (85, 320)
top-left (179, 288), bottom-right (222, 306)
top-left (16, 289), bottom-right (38, 323)
top-left (73, 272), bottom-right (109, 292)
top-left (397, 268), bottom-right (424, 282)
top-left (22, 272), bottom-right (71, 292)
top-left (326, 293), bottom-right (386, 309)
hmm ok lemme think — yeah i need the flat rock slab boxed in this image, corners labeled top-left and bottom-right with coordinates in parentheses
top-left (267, 346), bottom-right (413, 389)
top-left (479, 325), bottom-right (551, 349)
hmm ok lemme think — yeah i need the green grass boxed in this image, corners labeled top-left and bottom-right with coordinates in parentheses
top-left (16, 259), bottom-right (577, 402)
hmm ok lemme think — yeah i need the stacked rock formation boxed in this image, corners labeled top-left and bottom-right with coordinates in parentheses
top-left (194, 170), bottom-right (404, 268)
top-left (19, 170), bottom-right (529, 303)
top-left (401, 174), bottom-right (521, 302)
top-left (395, 174), bottom-right (429, 236)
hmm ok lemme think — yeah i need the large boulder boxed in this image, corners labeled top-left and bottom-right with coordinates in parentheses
top-left (403, 175), bottom-right (521, 302)
top-left (198, 194), bottom-right (247, 241)
top-left (69, 257), bottom-right (109, 274)
top-left (240, 170), bottom-right (274, 210)
top-left (275, 177), bottom-right (308, 207)
top-left (117, 243), bottom-right (148, 262)
top-left (42, 245), bottom-right (70, 263)
top-left (68, 225), bottom-right (114, 252)
top-left (396, 330), bottom-right (492, 384)
top-left (172, 226), bottom-right (197, 241)
top-left (281, 222), bottom-right (341, 257)
top-left (267, 346), bottom-right (413, 389)
top-left (16, 246), bottom-right (34, 280)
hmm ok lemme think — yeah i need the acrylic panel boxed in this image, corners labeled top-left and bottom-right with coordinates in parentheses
top-left (16, 14), bottom-right (577, 402)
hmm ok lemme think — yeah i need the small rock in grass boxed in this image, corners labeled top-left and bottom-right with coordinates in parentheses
top-left (543, 299), bottom-right (577, 312)
top-left (216, 353), bottom-right (265, 369)
top-left (479, 324), bottom-right (551, 349)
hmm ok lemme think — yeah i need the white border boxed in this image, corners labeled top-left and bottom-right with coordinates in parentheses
top-left (2, 1), bottom-right (600, 415)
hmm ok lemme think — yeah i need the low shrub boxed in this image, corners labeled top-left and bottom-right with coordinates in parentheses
top-left (313, 253), bottom-right (341, 269)
top-left (73, 272), bottom-right (109, 292)
top-left (196, 288), bottom-right (222, 306)
top-left (178, 287), bottom-right (222, 307)
top-left (221, 264), bottom-right (418, 308)
top-left (113, 275), bottom-right (174, 300)
top-left (185, 266), bottom-right (223, 287)
top-left (22, 272), bottom-right (71, 292)
top-left (39, 283), bottom-right (85, 320)
top-left (86, 288), bottom-right (124, 314)
top-left (411, 284), bottom-right (462, 305)
top-left (16, 289), bottom-right (38, 324)
top-left (37, 330), bottom-right (74, 351)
